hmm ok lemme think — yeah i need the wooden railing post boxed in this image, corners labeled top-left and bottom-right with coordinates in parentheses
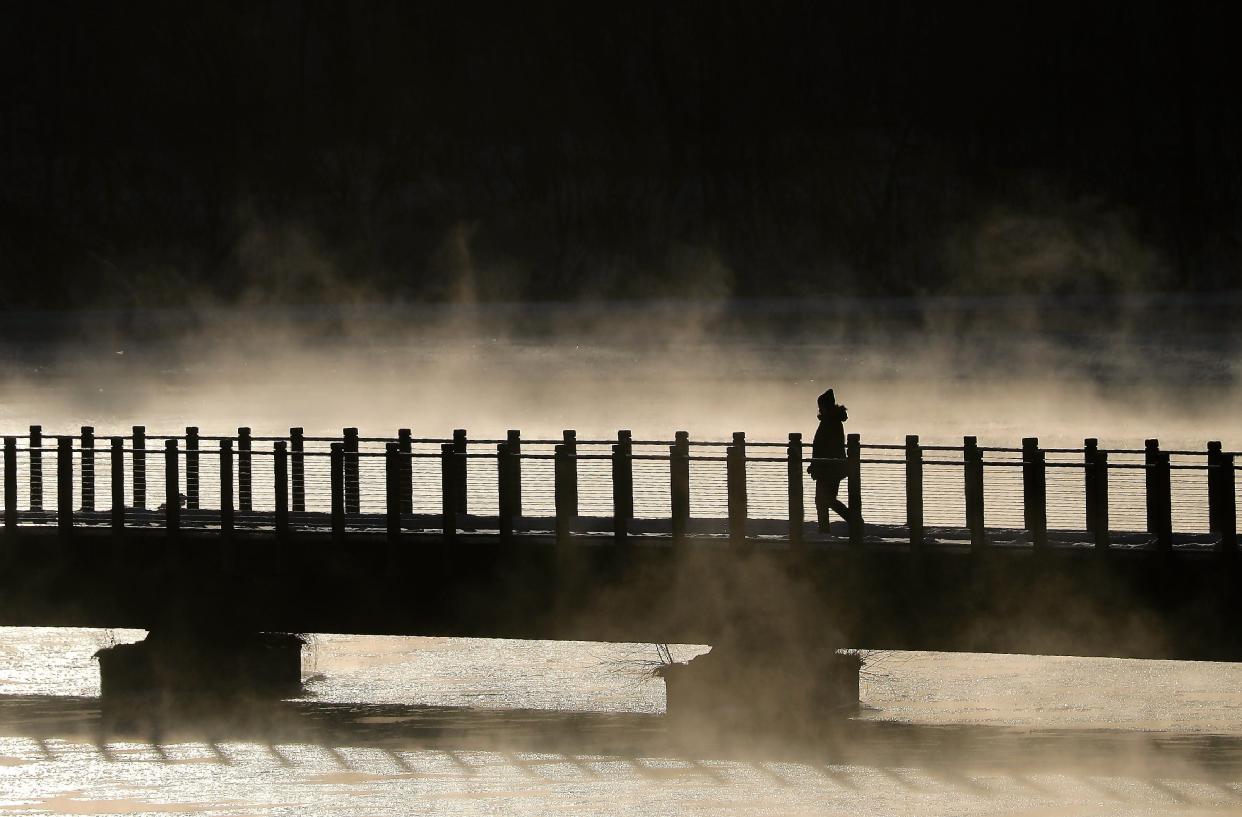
top-left (164, 439), bottom-right (179, 536)
top-left (1092, 447), bottom-right (1110, 550)
top-left (612, 443), bottom-right (631, 544)
top-left (440, 443), bottom-right (457, 544)
top-left (1219, 453), bottom-right (1237, 556)
top-left (497, 443), bottom-right (515, 544)
top-left (4, 437), bottom-right (17, 534)
top-left (384, 442), bottom-right (400, 545)
top-left (343, 427), bottom-right (359, 515)
top-left (507, 430), bottom-right (523, 516)
top-left (29, 425), bottom-right (43, 512)
top-left (554, 444), bottom-right (572, 546)
top-left (732, 432), bottom-right (747, 543)
top-left (906, 434), bottom-right (924, 550)
top-left (727, 444), bottom-right (747, 546)
top-left (185, 426), bottom-right (199, 511)
top-left (452, 429), bottom-right (468, 515)
top-left (787, 432), bottom-right (804, 547)
top-left (1085, 438), bottom-right (1100, 535)
top-left (219, 439), bottom-right (234, 540)
top-left (963, 436), bottom-right (986, 551)
top-left (846, 433), bottom-right (863, 546)
top-left (1148, 441), bottom-right (1173, 553)
top-left (330, 442), bottom-right (345, 543)
top-left (290, 427), bottom-right (306, 514)
top-left (57, 437), bottom-right (73, 535)
top-left (1144, 438), bottom-right (1159, 535)
top-left (130, 425), bottom-right (144, 510)
top-left (397, 428), bottom-right (413, 515)
top-left (109, 437), bottom-right (124, 534)
top-left (670, 432), bottom-right (690, 544)
top-left (1208, 441), bottom-right (1223, 535)
top-left (80, 426), bottom-right (94, 513)
top-left (238, 427), bottom-right (253, 513)
top-left (562, 429), bottom-right (578, 519)
top-left (274, 441), bottom-right (289, 541)
top-left (1022, 437), bottom-right (1047, 550)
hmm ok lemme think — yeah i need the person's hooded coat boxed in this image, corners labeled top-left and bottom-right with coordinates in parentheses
top-left (809, 391), bottom-right (848, 481)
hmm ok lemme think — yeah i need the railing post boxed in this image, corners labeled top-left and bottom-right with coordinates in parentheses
top-left (330, 442), bottom-right (345, 543)
top-left (29, 425), bottom-right (42, 512)
top-left (732, 432), bottom-right (748, 543)
top-left (219, 439), bottom-right (234, 540)
top-left (846, 433), bottom-right (863, 546)
top-left (618, 429), bottom-right (635, 538)
top-left (1085, 438), bottom-right (1100, 535)
top-left (1144, 438), bottom-right (1159, 535)
top-left (185, 426), bottom-right (199, 511)
top-left (440, 443), bottom-right (457, 544)
top-left (964, 436), bottom-right (986, 551)
top-left (164, 439), bottom-right (179, 536)
top-left (384, 442), bottom-right (400, 545)
top-left (906, 435), bottom-right (924, 550)
top-left (1152, 445), bottom-right (1173, 553)
top-left (238, 427), bottom-right (253, 513)
top-left (130, 425), bottom-right (144, 510)
top-left (1208, 441), bottom-right (1223, 535)
top-left (4, 437), bottom-right (17, 534)
top-left (507, 430), bottom-right (523, 516)
top-left (554, 444), bottom-right (572, 546)
top-left (670, 432), bottom-right (690, 544)
top-left (727, 445), bottom-right (747, 546)
top-left (274, 441), bottom-right (289, 541)
top-left (787, 432), bottom-right (804, 547)
top-left (1022, 437), bottom-right (1047, 550)
top-left (498, 443), bottom-right (515, 544)
top-left (80, 426), bottom-right (94, 513)
top-left (109, 438), bottom-right (124, 534)
top-left (612, 443), bottom-right (631, 544)
top-left (397, 428), bottom-right (413, 515)
top-left (732, 431), bottom-right (747, 460)
top-left (57, 437), bottom-right (73, 535)
top-left (343, 427), bottom-right (359, 515)
top-left (1092, 446), bottom-right (1111, 550)
top-left (452, 429), bottom-right (468, 514)
top-left (1219, 453), bottom-right (1237, 556)
top-left (562, 430), bottom-right (579, 519)
top-left (290, 427), bottom-right (306, 514)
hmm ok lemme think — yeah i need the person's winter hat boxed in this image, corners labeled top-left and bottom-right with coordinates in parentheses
top-left (817, 389), bottom-right (836, 412)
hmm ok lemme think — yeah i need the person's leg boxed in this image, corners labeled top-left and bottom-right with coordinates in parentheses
top-left (827, 477), bottom-right (852, 521)
top-left (815, 478), bottom-right (830, 531)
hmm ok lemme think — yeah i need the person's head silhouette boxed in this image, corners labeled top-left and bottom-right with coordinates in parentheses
top-left (817, 388), bottom-right (847, 421)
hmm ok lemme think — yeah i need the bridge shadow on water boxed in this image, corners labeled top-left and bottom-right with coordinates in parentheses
top-left (2, 693), bottom-right (1242, 796)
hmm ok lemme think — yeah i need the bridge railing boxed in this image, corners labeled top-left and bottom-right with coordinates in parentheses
top-left (1, 425), bottom-right (1237, 554)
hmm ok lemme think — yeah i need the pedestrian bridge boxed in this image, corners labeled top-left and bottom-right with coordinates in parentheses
top-left (1, 425), bottom-right (1239, 661)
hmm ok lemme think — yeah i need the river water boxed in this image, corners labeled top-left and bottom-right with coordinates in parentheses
top-left (3, 306), bottom-right (1242, 814)
top-left (4, 628), bottom-right (1242, 816)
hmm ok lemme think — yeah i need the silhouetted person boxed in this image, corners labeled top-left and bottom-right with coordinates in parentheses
top-left (809, 389), bottom-right (856, 533)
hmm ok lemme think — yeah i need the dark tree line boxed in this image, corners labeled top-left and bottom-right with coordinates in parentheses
top-left (1, 0), bottom-right (1239, 307)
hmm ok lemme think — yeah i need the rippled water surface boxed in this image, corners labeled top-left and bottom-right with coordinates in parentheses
top-left (4, 628), bottom-right (1242, 816)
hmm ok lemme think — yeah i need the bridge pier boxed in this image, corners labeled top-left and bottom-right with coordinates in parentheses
top-left (661, 641), bottom-right (861, 733)
top-left (95, 629), bottom-right (304, 705)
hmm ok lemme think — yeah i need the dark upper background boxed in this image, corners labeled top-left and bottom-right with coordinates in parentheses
top-left (2, 0), bottom-right (1239, 309)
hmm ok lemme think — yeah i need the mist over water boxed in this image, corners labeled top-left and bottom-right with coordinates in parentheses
top-left (3, 299), bottom-right (1242, 814)
top-left (2, 298), bottom-right (1239, 448)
